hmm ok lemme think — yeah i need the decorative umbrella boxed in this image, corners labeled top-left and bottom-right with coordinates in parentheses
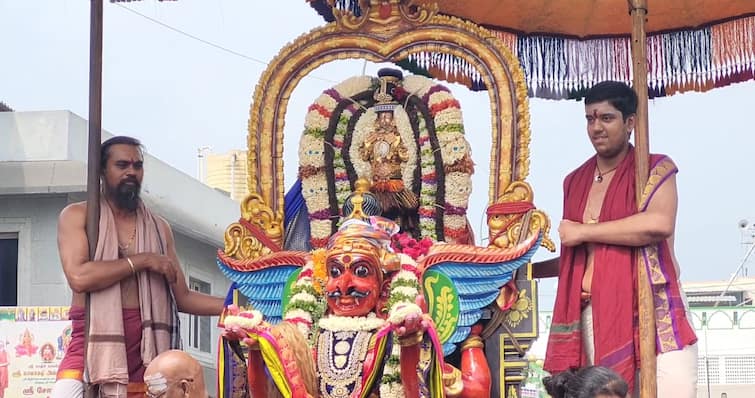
top-left (309, 0), bottom-right (755, 99)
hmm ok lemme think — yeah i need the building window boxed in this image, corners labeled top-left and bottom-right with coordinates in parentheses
top-left (0, 233), bottom-right (19, 306)
top-left (188, 277), bottom-right (212, 353)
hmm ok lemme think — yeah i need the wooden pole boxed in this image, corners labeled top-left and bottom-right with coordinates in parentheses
top-left (86, 0), bottom-right (103, 260)
top-left (628, 0), bottom-right (656, 397)
top-left (84, 0), bottom-right (103, 386)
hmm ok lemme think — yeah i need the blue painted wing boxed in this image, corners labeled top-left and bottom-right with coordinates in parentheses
top-left (216, 251), bottom-right (306, 324)
top-left (420, 233), bottom-right (542, 355)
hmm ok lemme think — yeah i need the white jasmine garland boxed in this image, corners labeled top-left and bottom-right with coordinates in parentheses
top-left (443, 215), bottom-right (468, 230)
top-left (396, 254), bottom-right (416, 268)
top-left (420, 164), bottom-right (435, 176)
top-left (428, 90), bottom-right (455, 104)
top-left (298, 74), bottom-right (472, 248)
top-left (334, 76), bottom-right (375, 98)
top-left (392, 286), bottom-right (419, 298)
top-left (393, 106), bottom-right (418, 190)
top-left (387, 303), bottom-right (423, 325)
top-left (315, 93), bottom-right (338, 110)
top-left (301, 182), bottom-right (329, 211)
top-left (444, 172), bottom-right (473, 207)
top-left (434, 109), bottom-right (463, 130)
top-left (290, 292), bottom-right (317, 304)
top-left (223, 310), bottom-right (263, 330)
top-left (283, 308), bottom-right (313, 323)
top-left (302, 79), bottom-right (373, 247)
top-left (394, 269), bottom-right (417, 282)
top-left (379, 342), bottom-right (405, 398)
top-left (298, 134), bottom-right (326, 168)
top-left (416, 111), bottom-right (436, 240)
top-left (437, 132), bottom-right (469, 165)
top-left (304, 110), bottom-right (330, 131)
top-left (379, 378), bottom-right (405, 398)
top-left (403, 75), bottom-right (434, 97)
top-left (318, 314), bottom-right (386, 332)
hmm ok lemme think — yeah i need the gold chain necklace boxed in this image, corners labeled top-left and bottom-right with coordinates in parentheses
top-left (118, 216), bottom-right (137, 253)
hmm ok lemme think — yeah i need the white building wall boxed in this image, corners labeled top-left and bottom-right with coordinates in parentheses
top-left (173, 231), bottom-right (230, 395)
top-left (0, 194), bottom-right (74, 306)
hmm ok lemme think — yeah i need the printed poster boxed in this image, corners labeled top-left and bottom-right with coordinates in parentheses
top-left (0, 306), bottom-right (72, 398)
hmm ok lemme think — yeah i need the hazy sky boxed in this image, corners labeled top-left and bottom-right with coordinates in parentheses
top-left (3, 0), bottom-right (755, 306)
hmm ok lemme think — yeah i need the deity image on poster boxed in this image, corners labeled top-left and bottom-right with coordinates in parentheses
top-left (26, 308), bottom-right (36, 322)
top-left (57, 325), bottom-right (72, 358)
top-left (50, 307), bottom-right (62, 321)
top-left (15, 329), bottom-right (37, 357)
top-left (0, 340), bottom-right (9, 398)
top-left (39, 343), bottom-right (55, 362)
top-left (38, 308), bottom-right (49, 321)
top-left (14, 308), bottom-right (25, 322)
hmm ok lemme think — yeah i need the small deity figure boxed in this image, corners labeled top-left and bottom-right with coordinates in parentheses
top-left (15, 329), bottom-right (37, 357)
top-left (359, 69), bottom-right (418, 232)
top-left (57, 325), bottom-right (72, 358)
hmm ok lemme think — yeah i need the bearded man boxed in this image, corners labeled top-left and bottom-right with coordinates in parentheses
top-left (52, 136), bottom-right (225, 398)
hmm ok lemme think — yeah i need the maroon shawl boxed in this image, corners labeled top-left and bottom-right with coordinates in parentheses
top-left (544, 147), bottom-right (697, 389)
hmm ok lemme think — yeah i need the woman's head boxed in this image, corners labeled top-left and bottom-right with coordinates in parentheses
top-left (543, 366), bottom-right (629, 398)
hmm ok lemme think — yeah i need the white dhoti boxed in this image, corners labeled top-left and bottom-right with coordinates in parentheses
top-left (581, 303), bottom-right (698, 398)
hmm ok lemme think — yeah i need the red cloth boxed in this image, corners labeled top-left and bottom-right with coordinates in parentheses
top-left (57, 306), bottom-right (145, 383)
top-left (0, 350), bottom-right (8, 398)
top-left (544, 147), bottom-right (697, 389)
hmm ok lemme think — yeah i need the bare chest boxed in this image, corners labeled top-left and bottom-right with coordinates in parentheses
top-left (115, 216), bottom-right (137, 255)
top-left (582, 175), bottom-right (613, 224)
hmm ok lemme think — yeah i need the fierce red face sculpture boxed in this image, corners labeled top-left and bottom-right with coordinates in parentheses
top-left (325, 251), bottom-right (382, 317)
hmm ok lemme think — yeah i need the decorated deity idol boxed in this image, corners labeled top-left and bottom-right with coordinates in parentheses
top-left (217, 189), bottom-right (542, 398)
top-left (358, 69), bottom-right (418, 231)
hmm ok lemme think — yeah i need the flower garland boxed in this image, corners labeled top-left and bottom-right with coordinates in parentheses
top-left (380, 262), bottom-right (423, 398)
top-left (299, 74), bottom-right (473, 246)
top-left (300, 76), bottom-right (376, 248)
top-left (282, 251), bottom-right (327, 340)
top-left (427, 88), bottom-right (472, 243)
top-left (403, 76), bottom-right (437, 243)
top-left (416, 113), bottom-right (437, 240)
top-left (379, 344), bottom-right (404, 398)
top-left (391, 232), bottom-right (433, 260)
top-left (405, 77), bottom-right (473, 243)
top-left (318, 313), bottom-right (386, 332)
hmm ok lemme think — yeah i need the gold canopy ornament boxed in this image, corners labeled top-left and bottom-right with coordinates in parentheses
top-left (328, 0), bottom-right (439, 33)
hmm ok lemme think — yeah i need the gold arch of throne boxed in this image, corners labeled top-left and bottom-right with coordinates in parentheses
top-left (243, 1), bottom-right (535, 248)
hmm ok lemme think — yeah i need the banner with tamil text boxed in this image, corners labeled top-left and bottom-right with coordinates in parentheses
top-left (0, 306), bottom-right (72, 398)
